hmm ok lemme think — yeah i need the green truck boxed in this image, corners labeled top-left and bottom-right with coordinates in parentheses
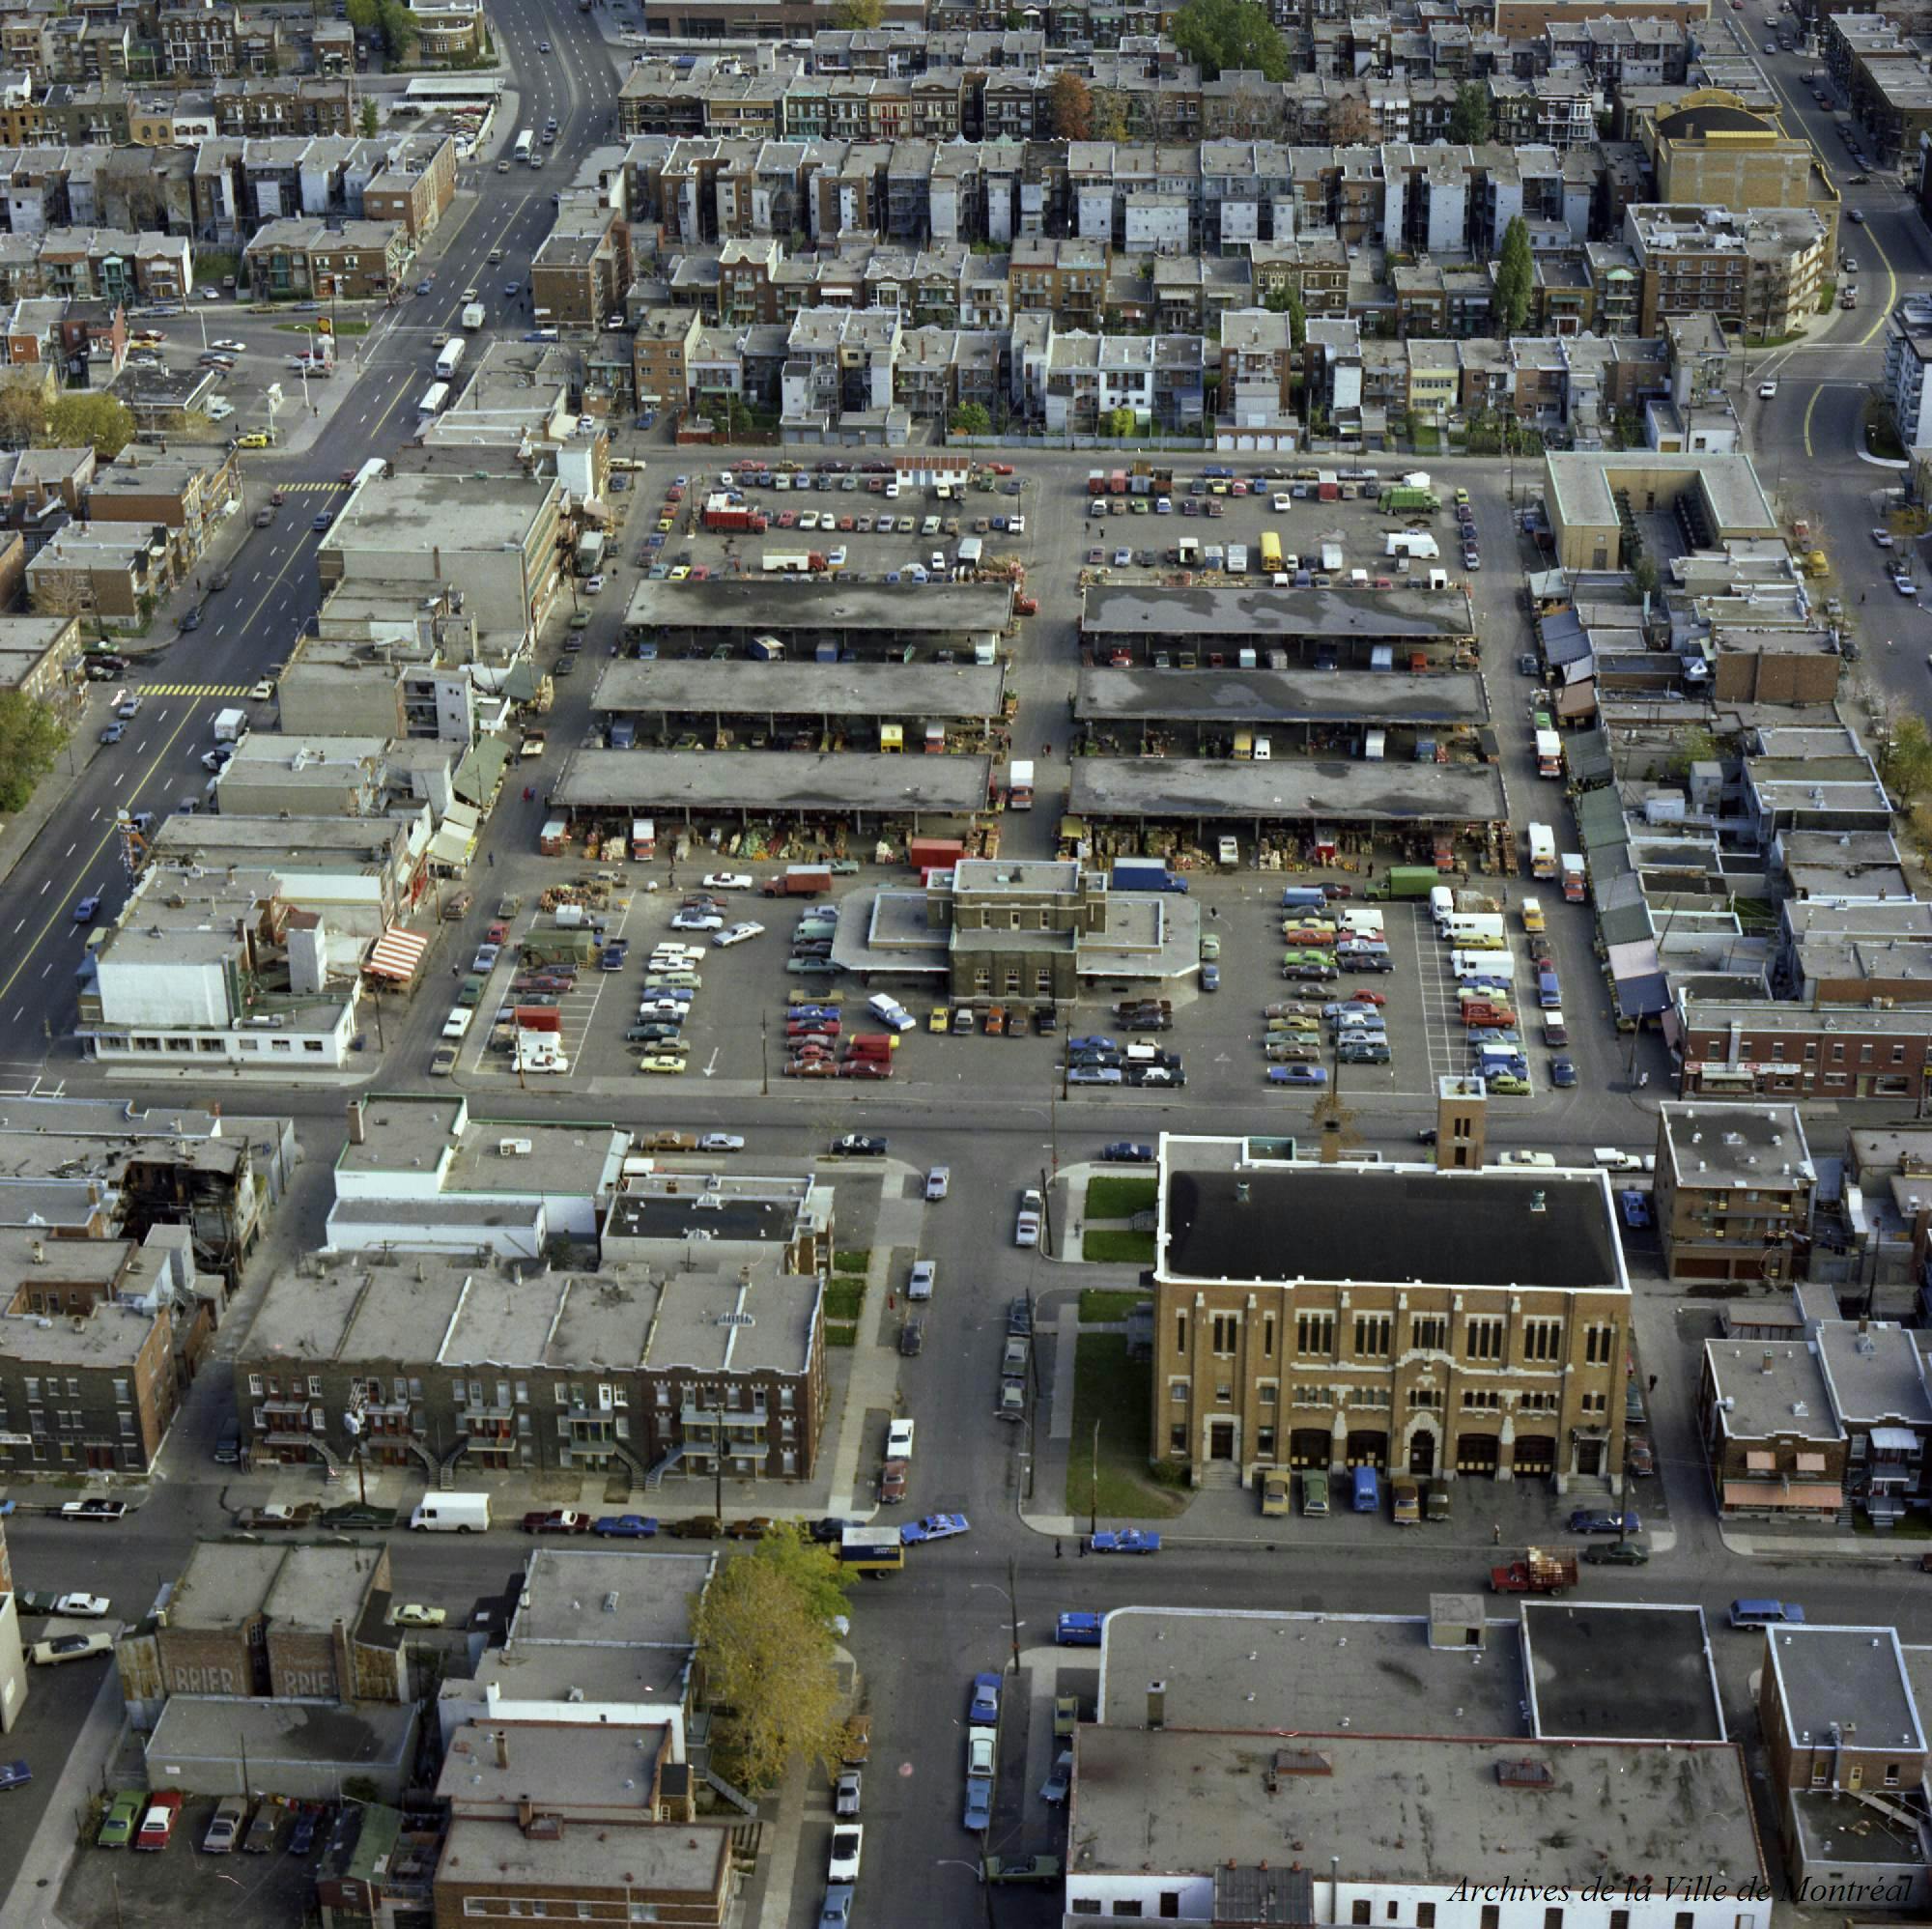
top-left (1378, 487), bottom-right (1439, 514)
top-left (1367, 865), bottom-right (1439, 901)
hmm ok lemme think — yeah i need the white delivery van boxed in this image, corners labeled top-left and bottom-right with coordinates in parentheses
top-left (1429, 885), bottom-right (1454, 929)
top-left (410, 1492), bottom-right (491, 1532)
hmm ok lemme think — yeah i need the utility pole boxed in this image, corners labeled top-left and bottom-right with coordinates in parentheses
top-left (1005, 1553), bottom-right (1021, 1673)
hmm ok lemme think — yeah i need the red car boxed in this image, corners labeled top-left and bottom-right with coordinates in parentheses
top-left (1463, 1004), bottom-right (1517, 1030)
top-left (989, 463), bottom-right (1014, 475)
top-left (838, 1060), bottom-right (893, 1078)
top-left (522, 1509), bottom-right (591, 1535)
top-left (134, 1793), bottom-right (183, 1851)
top-left (1350, 990), bottom-right (1387, 1006)
top-left (784, 1060), bottom-right (837, 1078)
top-left (878, 1459), bottom-right (909, 1502)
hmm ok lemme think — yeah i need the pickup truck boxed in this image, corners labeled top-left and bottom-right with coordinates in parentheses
top-left (1489, 1547), bottom-right (1577, 1594)
top-left (522, 1509), bottom-right (592, 1534)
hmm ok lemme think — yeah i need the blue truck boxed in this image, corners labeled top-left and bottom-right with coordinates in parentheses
top-left (1112, 860), bottom-right (1189, 894)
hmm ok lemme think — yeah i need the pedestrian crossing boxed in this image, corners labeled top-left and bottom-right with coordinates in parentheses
top-left (134, 682), bottom-right (255, 697)
top-left (273, 480), bottom-right (349, 494)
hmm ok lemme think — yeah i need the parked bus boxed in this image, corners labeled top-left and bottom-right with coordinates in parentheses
top-left (417, 381), bottom-right (450, 417)
top-left (838, 1527), bottom-right (905, 1575)
top-left (1260, 530), bottom-right (1283, 575)
top-left (513, 129), bottom-right (533, 162)
top-left (435, 337), bottom-right (466, 381)
top-left (1527, 822), bottom-right (1558, 880)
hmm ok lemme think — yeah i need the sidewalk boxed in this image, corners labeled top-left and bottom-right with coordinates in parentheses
top-left (0, 1660), bottom-right (123, 1929)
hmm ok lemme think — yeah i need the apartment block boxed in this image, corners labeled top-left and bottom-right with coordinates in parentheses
top-left (1655, 1101), bottom-right (1814, 1286)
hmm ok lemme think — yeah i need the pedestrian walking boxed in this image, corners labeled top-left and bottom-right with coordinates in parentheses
top-left (1055, 1539), bottom-right (1063, 1559)
top-left (488, 851), bottom-right (496, 867)
top-left (1491, 1520), bottom-right (1501, 1546)
top-left (1647, 1374), bottom-right (1658, 1395)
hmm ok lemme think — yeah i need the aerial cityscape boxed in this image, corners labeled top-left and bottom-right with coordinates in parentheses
top-left (0, 0), bottom-right (1928, 1921)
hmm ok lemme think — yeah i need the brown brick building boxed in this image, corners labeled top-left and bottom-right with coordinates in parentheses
top-left (0, 1232), bottom-right (178, 1473)
top-left (1697, 1337), bottom-right (1847, 1519)
top-left (238, 1184), bottom-right (829, 1488)
top-left (1675, 1001), bottom-right (1932, 1104)
top-left (361, 135), bottom-right (460, 244)
top-left (1656, 1102), bottom-right (1815, 1286)
top-left (634, 308), bottom-right (700, 412)
top-left (114, 1541), bottom-right (404, 1707)
top-left (1150, 1141), bottom-right (1630, 1489)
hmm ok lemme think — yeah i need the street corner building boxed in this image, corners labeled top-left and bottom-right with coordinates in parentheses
top-left (1147, 1135), bottom-right (1629, 1490)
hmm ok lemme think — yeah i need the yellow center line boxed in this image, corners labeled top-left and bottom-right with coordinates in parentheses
top-left (0, 530), bottom-right (321, 1008)
top-left (1803, 383), bottom-right (1822, 460)
top-left (1860, 222), bottom-right (1896, 348)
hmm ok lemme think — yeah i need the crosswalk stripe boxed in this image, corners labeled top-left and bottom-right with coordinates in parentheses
top-left (277, 480), bottom-right (347, 494)
top-left (135, 682), bottom-right (250, 696)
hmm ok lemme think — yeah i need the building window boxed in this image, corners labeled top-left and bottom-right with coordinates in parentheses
top-left (1465, 1317), bottom-right (1503, 1361)
top-left (1354, 1314), bottom-right (1391, 1357)
top-left (1259, 1381), bottom-right (1277, 1405)
top-left (1412, 1314), bottom-right (1446, 1350)
top-left (1610, 1913), bottom-right (1630, 1929)
top-left (1215, 1382), bottom-right (1233, 1404)
top-left (1169, 1423), bottom-right (1186, 1453)
top-left (1886, 1762), bottom-right (1901, 1787)
top-left (1263, 1315), bottom-right (1274, 1358)
top-left (1175, 1313), bottom-right (1187, 1354)
top-left (1169, 1379), bottom-right (1189, 1404)
top-left (1211, 1315), bottom-right (1237, 1354)
top-left (1257, 1426), bottom-right (1275, 1456)
top-left (1522, 1319), bottom-right (1563, 1362)
top-left (1418, 1910), bottom-right (1436, 1928)
top-left (1296, 1312), bottom-right (1334, 1355)
top-left (1584, 1324), bottom-right (1615, 1365)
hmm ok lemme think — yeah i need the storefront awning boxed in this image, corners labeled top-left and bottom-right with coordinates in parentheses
top-left (1872, 1427), bottom-right (1919, 1452)
top-left (363, 926), bottom-right (429, 981)
top-left (1721, 1480), bottom-right (1842, 1511)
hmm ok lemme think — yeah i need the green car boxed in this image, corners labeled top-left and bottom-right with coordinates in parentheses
top-left (456, 975), bottom-right (486, 1008)
top-left (1200, 933), bottom-right (1221, 961)
top-left (98, 1790), bottom-right (144, 1849)
top-left (984, 1856), bottom-right (1063, 1884)
top-left (1487, 1073), bottom-right (1531, 1095)
top-left (568, 612), bottom-right (590, 631)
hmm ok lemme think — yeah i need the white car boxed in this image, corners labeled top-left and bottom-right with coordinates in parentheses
top-left (1015, 1187), bottom-right (1042, 1247)
top-left (1757, 380), bottom-right (1777, 398)
top-left (249, 679), bottom-right (274, 701)
top-left (210, 338), bottom-right (245, 354)
top-left (206, 399), bottom-right (235, 421)
top-left (442, 1008), bottom-right (472, 1039)
top-left (697, 1133), bottom-right (745, 1152)
top-left (966, 1728), bottom-right (996, 1778)
top-left (1498, 1150), bottom-right (1556, 1169)
top-left (582, 574), bottom-right (606, 595)
top-left (1272, 493), bottom-right (1291, 511)
top-left (828, 1825), bottom-right (863, 1885)
top-left (670, 910), bottom-right (724, 931)
top-left (53, 1593), bottom-right (109, 1618)
top-left (714, 922), bottom-right (765, 947)
top-left (1873, 527), bottom-right (1896, 548)
top-left (393, 1603), bottom-right (447, 1628)
top-left (885, 1418), bottom-right (915, 1461)
top-left (701, 872), bottom-right (753, 891)
top-left (30, 1631), bottom-right (113, 1665)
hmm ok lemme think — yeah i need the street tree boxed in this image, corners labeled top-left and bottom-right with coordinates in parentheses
top-left (1047, 71), bottom-right (1093, 141)
top-left (1494, 214), bottom-right (1533, 335)
top-left (1880, 713), bottom-right (1932, 813)
top-left (833, 0), bottom-right (884, 24)
top-left (359, 99), bottom-right (380, 137)
top-left (694, 1526), bottom-right (851, 1793)
top-left (950, 401), bottom-right (991, 436)
top-left (0, 691), bottom-right (67, 813)
top-left (1090, 87), bottom-right (1130, 141)
top-left (1329, 95), bottom-right (1376, 144)
top-left (45, 393), bottom-right (134, 459)
top-left (0, 377), bottom-right (48, 449)
top-left (1264, 279), bottom-right (1307, 349)
top-left (1448, 81), bottom-right (1493, 144)
top-left (1171, 0), bottom-right (1290, 81)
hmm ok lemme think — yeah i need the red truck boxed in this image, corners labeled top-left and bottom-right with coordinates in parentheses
top-left (1490, 1548), bottom-right (1577, 1594)
top-left (701, 495), bottom-right (768, 534)
top-left (763, 865), bottom-right (832, 897)
top-left (1087, 469), bottom-right (1108, 495)
top-left (1462, 1002), bottom-right (1517, 1029)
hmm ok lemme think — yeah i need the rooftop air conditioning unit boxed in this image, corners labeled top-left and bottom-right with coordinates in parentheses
top-left (498, 1138), bottom-right (533, 1156)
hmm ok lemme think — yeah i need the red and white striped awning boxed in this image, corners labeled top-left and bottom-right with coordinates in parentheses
top-left (363, 926), bottom-right (429, 981)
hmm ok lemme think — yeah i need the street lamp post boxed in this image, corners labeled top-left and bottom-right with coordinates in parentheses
top-left (970, 1562), bottom-right (1024, 1675)
top-left (935, 1859), bottom-right (995, 1926)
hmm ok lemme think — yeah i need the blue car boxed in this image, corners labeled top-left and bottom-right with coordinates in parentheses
top-left (1201, 963), bottom-right (1220, 992)
top-left (1088, 1529), bottom-right (1160, 1554)
top-left (1267, 1064), bottom-right (1328, 1087)
top-left (963, 1778), bottom-right (993, 1831)
top-left (1550, 1058), bottom-right (1577, 1088)
top-left (1067, 1035), bottom-right (1117, 1054)
top-left (1068, 1066), bottom-right (1122, 1085)
top-left (900, 1513), bottom-right (970, 1545)
top-left (1568, 1508), bottom-right (1641, 1536)
top-left (592, 1515), bottom-right (659, 1539)
top-left (1101, 1142), bottom-right (1154, 1163)
top-left (969, 1672), bottom-right (1001, 1724)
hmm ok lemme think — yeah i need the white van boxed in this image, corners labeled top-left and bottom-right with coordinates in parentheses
top-left (1429, 886), bottom-right (1454, 929)
top-left (410, 1492), bottom-right (491, 1532)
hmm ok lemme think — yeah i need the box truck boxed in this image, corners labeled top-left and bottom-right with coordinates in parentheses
top-left (410, 1492), bottom-right (491, 1532)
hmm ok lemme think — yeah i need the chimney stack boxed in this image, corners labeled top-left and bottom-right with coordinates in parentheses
top-left (346, 1096), bottom-right (366, 1146)
top-left (1147, 1681), bottom-right (1167, 1730)
top-left (494, 1729), bottom-right (509, 1771)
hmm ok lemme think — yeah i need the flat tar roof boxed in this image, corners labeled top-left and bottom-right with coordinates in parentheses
top-left (510, 1547), bottom-right (713, 1652)
top-left (1099, 1606), bottom-right (1527, 1737)
top-left (590, 660), bottom-right (1004, 720)
top-left (1159, 1160), bottom-right (1626, 1294)
top-left (621, 577), bottom-right (1013, 636)
top-left (1070, 756), bottom-right (1507, 824)
top-left (1520, 1601), bottom-right (1726, 1742)
top-left (1767, 1624), bottom-right (1925, 1755)
top-left (553, 748), bottom-right (991, 814)
top-left (1081, 582), bottom-right (1474, 640)
top-left (1077, 664), bottom-right (1489, 727)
